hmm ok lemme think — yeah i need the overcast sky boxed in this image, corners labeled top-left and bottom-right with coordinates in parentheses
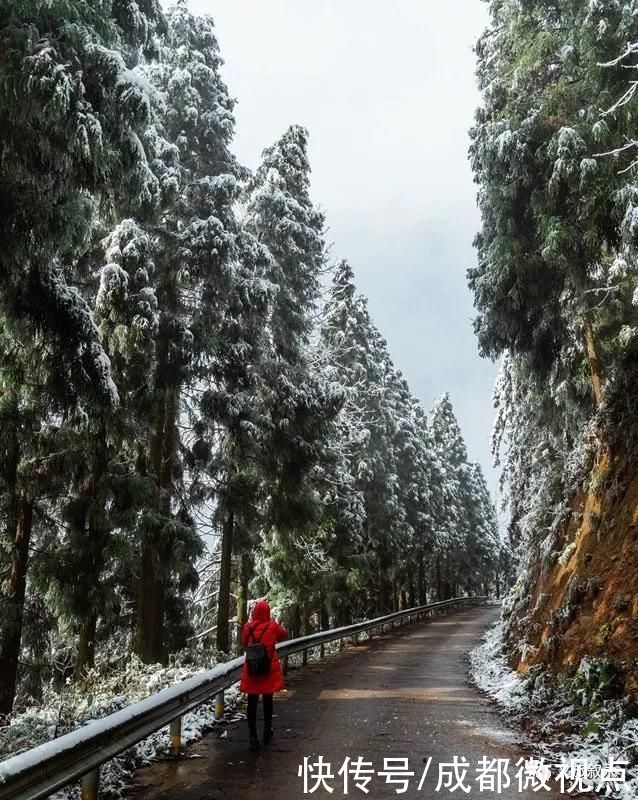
top-left (186, 0), bottom-right (498, 490)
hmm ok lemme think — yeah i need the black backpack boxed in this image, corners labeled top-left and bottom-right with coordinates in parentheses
top-left (245, 622), bottom-right (271, 676)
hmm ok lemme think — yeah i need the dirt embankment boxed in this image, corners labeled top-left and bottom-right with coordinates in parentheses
top-left (507, 447), bottom-right (638, 698)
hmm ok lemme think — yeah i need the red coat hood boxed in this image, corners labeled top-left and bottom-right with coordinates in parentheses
top-left (251, 599), bottom-right (271, 622)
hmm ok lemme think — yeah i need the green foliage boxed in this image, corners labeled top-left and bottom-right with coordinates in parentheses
top-left (471, 0), bottom-right (638, 393)
top-left (569, 657), bottom-right (624, 713)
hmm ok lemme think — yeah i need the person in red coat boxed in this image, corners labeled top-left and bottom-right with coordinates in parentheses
top-left (239, 599), bottom-right (288, 749)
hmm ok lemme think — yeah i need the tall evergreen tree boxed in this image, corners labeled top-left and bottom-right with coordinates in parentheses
top-left (470, 0), bottom-right (638, 411)
top-left (0, 0), bottom-right (163, 407)
top-left (241, 126), bottom-right (342, 635)
top-left (131, 2), bottom-right (247, 662)
top-left (429, 393), bottom-right (468, 599)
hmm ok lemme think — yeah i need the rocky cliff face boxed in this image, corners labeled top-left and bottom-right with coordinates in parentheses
top-left (504, 447), bottom-right (638, 701)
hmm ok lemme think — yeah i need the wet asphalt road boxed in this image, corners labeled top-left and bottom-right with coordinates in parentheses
top-left (129, 606), bottom-right (562, 799)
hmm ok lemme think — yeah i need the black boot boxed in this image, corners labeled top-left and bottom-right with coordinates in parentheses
top-left (247, 694), bottom-right (259, 750)
top-left (263, 693), bottom-right (274, 743)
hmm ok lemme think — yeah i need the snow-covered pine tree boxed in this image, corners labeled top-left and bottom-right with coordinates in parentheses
top-left (41, 220), bottom-right (163, 679)
top-left (429, 393), bottom-right (474, 599)
top-left (385, 364), bottom-right (461, 609)
top-left (134, 2), bottom-right (276, 659)
top-left (465, 462), bottom-right (500, 596)
top-left (412, 400), bottom-right (444, 604)
top-left (470, 0), bottom-right (638, 415)
top-left (242, 126), bottom-right (344, 636)
top-left (0, 0), bottom-right (163, 408)
top-left (322, 262), bottom-right (407, 613)
top-left (244, 125), bottom-right (323, 363)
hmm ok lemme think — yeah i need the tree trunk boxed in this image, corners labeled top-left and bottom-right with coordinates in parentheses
top-left (153, 390), bottom-right (177, 656)
top-left (74, 431), bottom-right (108, 679)
top-left (584, 319), bottom-right (603, 407)
top-left (319, 595), bottom-right (329, 659)
top-left (375, 560), bottom-right (383, 615)
top-left (136, 396), bottom-right (164, 663)
top-left (408, 582), bottom-right (416, 609)
top-left (235, 549), bottom-right (250, 655)
top-left (417, 554), bottom-right (426, 605)
top-left (216, 510), bottom-right (234, 654)
top-left (0, 489), bottom-right (33, 715)
top-left (436, 558), bottom-right (443, 601)
top-left (301, 604), bottom-right (310, 666)
top-left (136, 389), bottom-right (175, 665)
top-left (75, 613), bottom-right (97, 678)
top-left (291, 604), bottom-right (302, 639)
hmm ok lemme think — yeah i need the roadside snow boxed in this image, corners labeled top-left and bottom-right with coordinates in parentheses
top-left (0, 655), bottom-right (244, 800)
top-left (469, 622), bottom-right (530, 710)
top-left (469, 619), bottom-right (638, 799)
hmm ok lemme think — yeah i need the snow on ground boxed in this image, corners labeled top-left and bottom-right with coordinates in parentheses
top-left (0, 654), bottom-right (243, 800)
top-left (469, 619), bottom-right (638, 799)
top-left (0, 638), bottom-right (347, 799)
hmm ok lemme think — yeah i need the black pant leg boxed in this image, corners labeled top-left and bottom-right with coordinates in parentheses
top-left (247, 694), bottom-right (258, 738)
top-left (263, 693), bottom-right (273, 731)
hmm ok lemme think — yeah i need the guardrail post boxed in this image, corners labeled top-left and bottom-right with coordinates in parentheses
top-left (282, 654), bottom-right (289, 675)
top-left (81, 768), bottom-right (99, 800)
top-left (215, 690), bottom-right (224, 720)
top-left (169, 717), bottom-right (181, 757)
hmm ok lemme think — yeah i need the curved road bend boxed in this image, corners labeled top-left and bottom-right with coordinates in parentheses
top-left (129, 607), bottom-right (560, 799)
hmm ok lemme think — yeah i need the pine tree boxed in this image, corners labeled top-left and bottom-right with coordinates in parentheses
top-left (0, 0), bottom-right (163, 407)
top-left (241, 126), bottom-right (343, 633)
top-left (468, 0), bottom-right (638, 621)
top-left (323, 262), bottom-right (404, 612)
top-left (244, 125), bottom-right (323, 363)
top-left (131, 2), bottom-right (246, 662)
top-left (471, 1), bottom-right (638, 416)
top-left (43, 220), bottom-right (161, 677)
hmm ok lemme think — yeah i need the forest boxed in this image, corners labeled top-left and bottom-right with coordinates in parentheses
top-left (0, 0), bottom-right (504, 728)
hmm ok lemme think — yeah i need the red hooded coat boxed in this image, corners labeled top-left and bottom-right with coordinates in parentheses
top-left (239, 600), bottom-right (288, 695)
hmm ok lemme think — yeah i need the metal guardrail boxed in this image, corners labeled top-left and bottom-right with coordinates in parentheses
top-left (0, 596), bottom-right (487, 800)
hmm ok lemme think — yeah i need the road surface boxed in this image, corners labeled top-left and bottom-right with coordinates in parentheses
top-left (129, 606), bottom-right (560, 799)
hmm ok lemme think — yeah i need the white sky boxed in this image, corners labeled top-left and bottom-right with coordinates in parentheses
top-left (185, 0), bottom-right (498, 489)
